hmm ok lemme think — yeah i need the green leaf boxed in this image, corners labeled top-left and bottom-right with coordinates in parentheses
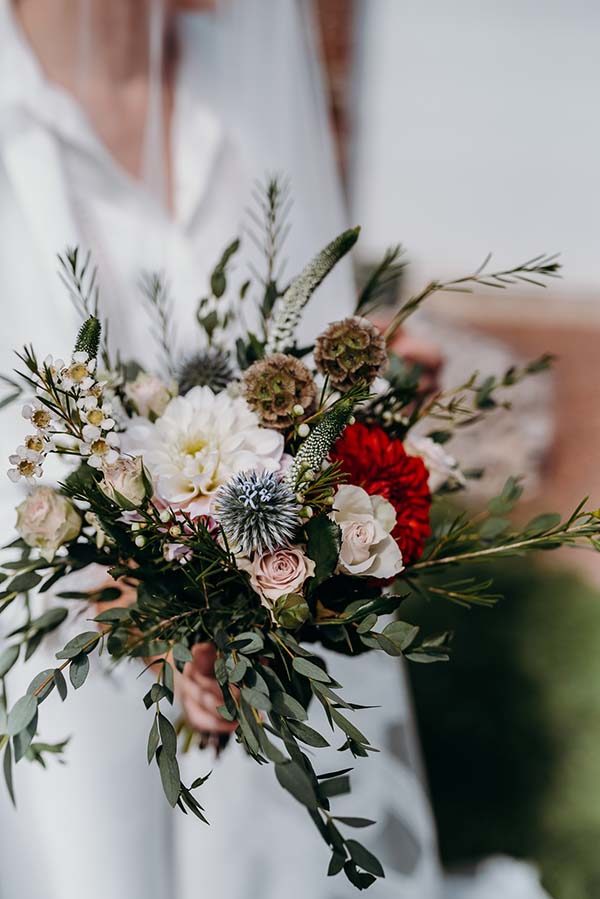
top-left (346, 839), bottom-right (385, 877)
top-left (275, 761), bottom-right (318, 811)
top-left (3, 741), bottom-right (15, 806)
top-left (240, 687), bottom-right (272, 712)
top-left (319, 774), bottom-right (351, 799)
top-left (172, 643), bottom-right (193, 665)
top-left (382, 620), bottom-right (419, 652)
top-left (9, 571), bottom-right (42, 594)
top-left (0, 645), bottom-right (20, 678)
top-left (287, 720), bottom-right (329, 748)
top-left (273, 592), bottom-right (310, 630)
top-left (94, 607), bottom-right (131, 623)
top-left (480, 517), bottom-right (511, 540)
top-left (53, 669), bottom-right (68, 701)
top-left (271, 692), bottom-right (308, 721)
top-left (30, 607), bottom-right (68, 633)
top-left (26, 669), bottom-right (55, 702)
top-left (356, 614), bottom-right (377, 635)
top-left (69, 654), bottom-right (90, 689)
top-left (227, 657), bottom-right (249, 684)
top-left (158, 747), bottom-right (181, 807)
top-left (333, 817), bottom-right (375, 829)
top-left (55, 631), bottom-right (100, 660)
top-left (328, 851), bottom-right (346, 877)
top-left (228, 631), bottom-right (264, 655)
top-left (7, 694), bottom-right (38, 737)
top-left (292, 656), bottom-right (331, 683)
top-left (330, 706), bottom-right (369, 746)
top-left (158, 713), bottom-right (177, 758)
top-left (147, 718), bottom-right (160, 765)
top-left (13, 712), bottom-right (38, 762)
top-left (525, 512), bottom-right (562, 534)
top-left (306, 515), bottom-right (341, 586)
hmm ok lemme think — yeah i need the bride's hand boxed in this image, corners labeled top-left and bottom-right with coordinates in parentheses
top-left (178, 643), bottom-right (238, 736)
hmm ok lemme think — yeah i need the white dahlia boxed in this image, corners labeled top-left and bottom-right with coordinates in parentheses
top-left (123, 386), bottom-right (285, 516)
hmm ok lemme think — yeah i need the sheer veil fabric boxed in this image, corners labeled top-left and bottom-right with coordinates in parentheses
top-left (0, 2), bottom-right (549, 897)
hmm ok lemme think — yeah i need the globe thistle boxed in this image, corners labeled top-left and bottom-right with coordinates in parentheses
top-left (215, 470), bottom-right (301, 555)
top-left (242, 353), bottom-right (317, 430)
top-left (178, 348), bottom-right (234, 395)
top-left (314, 316), bottom-right (387, 390)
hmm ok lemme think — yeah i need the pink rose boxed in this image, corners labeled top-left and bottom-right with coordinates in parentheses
top-left (249, 547), bottom-right (315, 601)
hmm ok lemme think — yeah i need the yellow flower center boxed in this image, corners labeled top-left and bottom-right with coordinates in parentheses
top-left (68, 363), bottom-right (89, 383)
top-left (18, 460), bottom-right (36, 477)
top-left (91, 438), bottom-right (109, 456)
top-left (25, 435), bottom-right (44, 453)
top-left (87, 409), bottom-right (105, 426)
top-left (32, 409), bottom-right (51, 429)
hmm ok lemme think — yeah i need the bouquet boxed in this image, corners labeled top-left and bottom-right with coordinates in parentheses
top-left (1, 180), bottom-right (599, 890)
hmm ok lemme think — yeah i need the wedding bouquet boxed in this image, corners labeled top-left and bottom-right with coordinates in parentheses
top-left (1, 181), bottom-right (599, 890)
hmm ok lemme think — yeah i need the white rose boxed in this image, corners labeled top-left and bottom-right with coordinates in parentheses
top-left (100, 456), bottom-right (146, 507)
top-left (16, 486), bottom-right (82, 561)
top-left (249, 547), bottom-right (316, 602)
top-left (125, 372), bottom-right (173, 419)
top-left (331, 484), bottom-right (404, 579)
top-left (404, 434), bottom-right (465, 493)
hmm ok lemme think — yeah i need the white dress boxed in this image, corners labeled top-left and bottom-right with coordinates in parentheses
top-left (0, 4), bottom-right (549, 898)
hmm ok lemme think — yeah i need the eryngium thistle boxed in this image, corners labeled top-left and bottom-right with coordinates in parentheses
top-left (242, 353), bottom-right (317, 430)
top-left (215, 470), bottom-right (301, 555)
top-left (178, 348), bottom-right (233, 395)
top-left (314, 316), bottom-right (387, 390)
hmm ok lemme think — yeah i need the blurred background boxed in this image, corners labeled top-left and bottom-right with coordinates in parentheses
top-left (318, 2), bottom-right (600, 897)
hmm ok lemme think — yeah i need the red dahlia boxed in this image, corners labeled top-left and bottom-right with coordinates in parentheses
top-left (331, 422), bottom-right (431, 565)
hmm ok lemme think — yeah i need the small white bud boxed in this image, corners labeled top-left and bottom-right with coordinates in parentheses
top-left (297, 423), bottom-right (310, 438)
top-left (131, 522), bottom-right (141, 532)
top-left (348, 415), bottom-right (356, 425)
top-left (134, 535), bottom-right (146, 548)
top-left (292, 404), bottom-right (305, 417)
top-left (159, 509), bottom-right (172, 523)
top-left (169, 525), bottom-right (182, 538)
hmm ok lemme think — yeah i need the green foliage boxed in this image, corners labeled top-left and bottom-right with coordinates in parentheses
top-left (265, 226), bottom-right (360, 354)
top-left (73, 315), bottom-right (101, 360)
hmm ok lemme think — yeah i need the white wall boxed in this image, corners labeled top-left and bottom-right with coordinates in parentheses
top-left (350, 0), bottom-right (600, 295)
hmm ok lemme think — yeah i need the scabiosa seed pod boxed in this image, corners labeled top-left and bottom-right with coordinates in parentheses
top-left (242, 353), bottom-right (317, 431)
top-left (314, 315), bottom-right (387, 390)
top-left (178, 348), bottom-right (234, 395)
top-left (215, 470), bottom-right (302, 556)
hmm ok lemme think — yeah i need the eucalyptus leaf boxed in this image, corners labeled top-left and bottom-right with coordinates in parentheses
top-left (346, 839), bottom-right (385, 877)
top-left (69, 654), bottom-right (90, 689)
top-left (292, 657), bottom-right (331, 683)
top-left (158, 747), bottom-right (180, 807)
top-left (7, 694), bottom-right (38, 737)
top-left (275, 761), bottom-right (317, 811)
top-left (55, 631), bottom-right (100, 660)
top-left (0, 645), bottom-right (19, 679)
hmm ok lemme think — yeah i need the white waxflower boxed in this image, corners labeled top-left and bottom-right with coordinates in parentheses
top-left (60, 352), bottom-right (96, 391)
top-left (22, 399), bottom-right (53, 433)
top-left (81, 399), bottom-right (115, 435)
top-left (80, 431), bottom-right (120, 469)
top-left (404, 434), bottom-right (465, 493)
top-left (7, 448), bottom-right (43, 483)
top-left (123, 385), bottom-right (285, 517)
top-left (331, 484), bottom-right (404, 579)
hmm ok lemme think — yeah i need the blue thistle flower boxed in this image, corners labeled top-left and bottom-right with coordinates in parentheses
top-left (215, 470), bottom-right (301, 555)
